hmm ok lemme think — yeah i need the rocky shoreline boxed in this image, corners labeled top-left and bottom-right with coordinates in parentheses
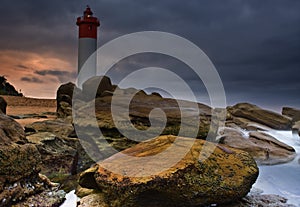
top-left (0, 76), bottom-right (299, 206)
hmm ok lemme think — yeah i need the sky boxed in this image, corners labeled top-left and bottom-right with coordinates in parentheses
top-left (0, 0), bottom-right (299, 111)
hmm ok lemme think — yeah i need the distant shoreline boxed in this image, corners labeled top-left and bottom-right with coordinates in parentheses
top-left (0, 95), bottom-right (56, 126)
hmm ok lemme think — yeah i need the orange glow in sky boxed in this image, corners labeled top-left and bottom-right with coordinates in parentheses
top-left (0, 50), bottom-right (76, 98)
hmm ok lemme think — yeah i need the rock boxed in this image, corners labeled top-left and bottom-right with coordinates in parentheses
top-left (0, 114), bottom-right (54, 206)
top-left (78, 193), bottom-right (108, 207)
top-left (73, 95), bottom-right (211, 165)
top-left (57, 101), bottom-right (73, 118)
top-left (226, 194), bottom-right (296, 207)
top-left (56, 82), bottom-right (76, 106)
top-left (76, 186), bottom-right (98, 198)
top-left (292, 121), bottom-right (300, 136)
top-left (0, 96), bottom-right (7, 114)
top-left (227, 117), bottom-right (272, 131)
top-left (151, 92), bottom-right (162, 98)
top-left (12, 188), bottom-right (66, 207)
top-left (78, 166), bottom-right (99, 190)
top-left (56, 82), bottom-right (78, 118)
top-left (78, 192), bottom-right (296, 207)
top-left (249, 131), bottom-right (296, 164)
top-left (282, 107), bottom-right (300, 122)
top-left (0, 113), bottom-right (27, 143)
top-left (9, 114), bottom-right (48, 119)
top-left (74, 93), bottom-right (212, 144)
top-left (79, 135), bottom-right (258, 207)
top-left (82, 76), bottom-right (114, 101)
top-left (218, 127), bottom-right (296, 165)
top-left (0, 76), bottom-right (23, 96)
top-left (228, 103), bottom-right (292, 130)
top-left (25, 119), bottom-right (74, 138)
top-left (0, 142), bottom-right (41, 185)
top-left (26, 132), bottom-right (78, 176)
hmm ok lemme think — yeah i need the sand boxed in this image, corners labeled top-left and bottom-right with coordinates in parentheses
top-left (1, 95), bottom-right (57, 126)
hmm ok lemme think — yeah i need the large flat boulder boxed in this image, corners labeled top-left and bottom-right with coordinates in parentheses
top-left (79, 135), bottom-right (258, 207)
top-left (228, 103), bottom-right (292, 130)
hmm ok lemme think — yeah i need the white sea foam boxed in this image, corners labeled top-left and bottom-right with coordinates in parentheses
top-left (253, 130), bottom-right (300, 206)
top-left (60, 190), bottom-right (78, 207)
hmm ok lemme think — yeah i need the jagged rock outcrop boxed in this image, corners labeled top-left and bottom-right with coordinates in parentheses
top-left (79, 135), bottom-right (259, 207)
top-left (228, 103), bottom-right (292, 130)
top-left (82, 76), bottom-right (115, 101)
top-left (56, 82), bottom-right (78, 118)
top-left (218, 127), bottom-right (296, 165)
top-left (0, 76), bottom-right (22, 97)
top-left (0, 97), bottom-right (6, 114)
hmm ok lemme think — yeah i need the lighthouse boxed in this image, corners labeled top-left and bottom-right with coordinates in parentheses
top-left (76, 6), bottom-right (100, 75)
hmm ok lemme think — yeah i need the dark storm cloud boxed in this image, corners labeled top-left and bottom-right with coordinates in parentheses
top-left (35, 69), bottom-right (76, 83)
top-left (0, 0), bottom-right (299, 108)
top-left (21, 76), bottom-right (44, 83)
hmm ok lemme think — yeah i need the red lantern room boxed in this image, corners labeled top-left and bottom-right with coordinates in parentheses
top-left (76, 6), bottom-right (100, 39)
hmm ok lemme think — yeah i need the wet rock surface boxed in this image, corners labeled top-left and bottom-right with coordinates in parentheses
top-left (25, 119), bottom-right (74, 138)
top-left (225, 194), bottom-right (296, 207)
top-left (218, 127), bottom-right (296, 165)
top-left (26, 132), bottom-right (78, 176)
top-left (228, 103), bottom-right (292, 130)
top-left (12, 188), bottom-right (66, 207)
top-left (0, 114), bottom-right (64, 207)
top-left (79, 135), bottom-right (259, 207)
top-left (248, 131), bottom-right (296, 164)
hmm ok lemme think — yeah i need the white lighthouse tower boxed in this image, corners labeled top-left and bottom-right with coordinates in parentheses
top-left (76, 6), bottom-right (100, 83)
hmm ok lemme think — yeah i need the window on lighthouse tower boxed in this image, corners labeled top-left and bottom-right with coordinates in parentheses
top-left (88, 25), bottom-right (92, 30)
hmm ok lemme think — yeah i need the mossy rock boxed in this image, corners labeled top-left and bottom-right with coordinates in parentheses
top-left (80, 135), bottom-right (259, 207)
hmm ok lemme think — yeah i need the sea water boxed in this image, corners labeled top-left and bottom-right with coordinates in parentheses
top-left (253, 130), bottom-right (300, 206)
